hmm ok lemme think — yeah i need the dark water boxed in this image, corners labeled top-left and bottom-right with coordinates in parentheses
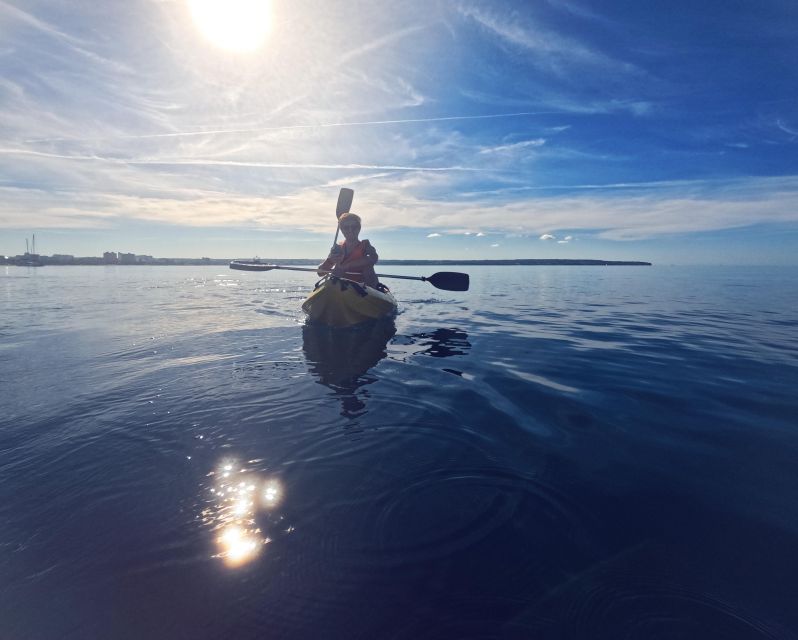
top-left (2, 264), bottom-right (797, 639)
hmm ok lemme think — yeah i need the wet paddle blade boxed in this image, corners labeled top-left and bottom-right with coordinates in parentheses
top-left (229, 261), bottom-right (276, 272)
top-left (427, 271), bottom-right (470, 291)
top-left (336, 188), bottom-right (354, 217)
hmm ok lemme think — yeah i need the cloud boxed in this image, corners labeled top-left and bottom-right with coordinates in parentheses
top-left (427, 232), bottom-right (441, 238)
top-left (355, 175), bottom-right (798, 241)
top-left (776, 119), bottom-right (798, 138)
top-left (491, 243), bottom-right (500, 247)
top-left (457, 4), bottom-right (641, 79)
top-left (1, 1), bottom-right (796, 250)
top-left (479, 138), bottom-right (546, 154)
top-left (3, 141), bottom-right (798, 243)
top-left (460, 88), bottom-right (655, 117)
top-left (338, 24), bottom-right (429, 65)
top-left (476, 231), bottom-right (485, 236)
top-left (0, 1), bottom-right (133, 75)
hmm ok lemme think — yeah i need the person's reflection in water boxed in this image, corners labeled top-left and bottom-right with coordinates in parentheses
top-left (302, 319), bottom-right (396, 418)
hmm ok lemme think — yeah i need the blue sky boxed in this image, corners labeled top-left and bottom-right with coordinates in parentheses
top-left (1, 0), bottom-right (797, 263)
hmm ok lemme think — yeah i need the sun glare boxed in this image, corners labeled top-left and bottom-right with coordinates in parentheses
top-left (188, 0), bottom-right (272, 53)
top-left (204, 460), bottom-right (284, 568)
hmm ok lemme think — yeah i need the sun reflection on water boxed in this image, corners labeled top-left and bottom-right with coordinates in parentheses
top-left (203, 460), bottom-right (282, 567)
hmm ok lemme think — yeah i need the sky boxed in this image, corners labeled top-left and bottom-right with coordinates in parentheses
top-left (1, 0), bottom-right (797, 264)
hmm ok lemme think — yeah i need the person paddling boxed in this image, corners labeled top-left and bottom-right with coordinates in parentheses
top-left (317, 213), bottom-right (380, 288)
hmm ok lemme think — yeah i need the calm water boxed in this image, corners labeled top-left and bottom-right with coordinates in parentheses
top-left (2, 264), bottom-right (797, 639)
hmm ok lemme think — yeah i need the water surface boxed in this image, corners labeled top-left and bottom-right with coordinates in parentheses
top-left (2, 265), bottom-right (797, 639)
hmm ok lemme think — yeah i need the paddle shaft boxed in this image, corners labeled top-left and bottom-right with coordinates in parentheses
top-left (249, 264), bottom-right (426, 281)
top-left (229, 262), bottom-right (469, 291)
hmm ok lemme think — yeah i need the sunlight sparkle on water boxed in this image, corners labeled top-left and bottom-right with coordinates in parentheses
top-left (206, 460), bottom-right (283, 567)
top-left (263, 480), bottom-right (281, 507)
top-left (217, 525), bottom-right (262, 567)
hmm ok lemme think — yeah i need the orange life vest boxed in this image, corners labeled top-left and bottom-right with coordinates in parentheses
top-left (338, 240), bottom-right (377, 285)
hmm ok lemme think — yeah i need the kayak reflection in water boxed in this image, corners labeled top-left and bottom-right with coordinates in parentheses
top-left (317, 212), bottom-right (380, 288)
top-left (302, 320), bottom-right (396, 418)
top-left (407, 327), bottom-right (471, 358)
top-left (391, 327), bottom-right (472, 378)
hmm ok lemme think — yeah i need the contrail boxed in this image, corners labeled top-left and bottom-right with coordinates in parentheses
top-left (130, 159), bottom-right (479, 172)
top-left (0, 148), bottom-right (478, 172)
top-left (26, 112), bottom-right (554, 143)
top-left (128, 111), bottom-right (553, 139)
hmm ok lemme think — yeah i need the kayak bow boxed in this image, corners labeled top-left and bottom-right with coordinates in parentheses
top-left (302, 275), bottom-right (397, 328)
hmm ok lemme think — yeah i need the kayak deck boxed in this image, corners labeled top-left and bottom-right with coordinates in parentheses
top-left (302, 276), bottom-right (397, 328)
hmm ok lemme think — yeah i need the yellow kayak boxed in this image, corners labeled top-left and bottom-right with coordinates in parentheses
top-left (302, 275), bottom-right (397, 328)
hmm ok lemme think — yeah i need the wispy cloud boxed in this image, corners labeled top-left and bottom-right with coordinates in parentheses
top-left (457, 3), bottom-right (641, 78)
top-left (479, 138), bottom-right (546, 154)
top-left (4, 170), bottom-right (796, 241)
top-left (338, 24), bottom-right (429, 65)
top-left (0, 1), bottom-right (135, 75)
top-left (2, 0), bottom-right (797, 261)
top-left (776, 119), bottom-right (798, 139)
top-left (461, 88), bottom-right (655, 117)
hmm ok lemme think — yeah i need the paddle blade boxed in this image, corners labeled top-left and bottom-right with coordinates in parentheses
top-left (336, 188), bottom-right (354, 217)
top-left (229, 261), bottom-right (276, 272)
top-left (426, 271), bottom-right (470, 291)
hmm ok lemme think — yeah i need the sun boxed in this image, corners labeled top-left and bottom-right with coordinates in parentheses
top-left (188, 0), bottom-right (272, 53)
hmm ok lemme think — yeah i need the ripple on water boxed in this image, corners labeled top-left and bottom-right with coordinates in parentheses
top-left (505, 542), bottom-right (787, 639)
top-left (3, 266), bottom-right (798, 639)
top-left (366, 466), bottom-right (596, 567)
top-left (275, 400), bottom-right (600, 582)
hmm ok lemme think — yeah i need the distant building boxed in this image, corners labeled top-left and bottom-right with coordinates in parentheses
top-left (118, 252), bottom-right (136, 264)
top-left (50, 254), bottom-right (75, 264)
top-left (135, 254), bottom-right (155, 264)
top-left (103, 252), bottom-right (119, 264)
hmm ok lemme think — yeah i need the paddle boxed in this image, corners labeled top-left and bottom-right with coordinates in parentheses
top-left (229, 262), bottom-right (470, 292)
top-left (332, 187), bottom-right (354, 247)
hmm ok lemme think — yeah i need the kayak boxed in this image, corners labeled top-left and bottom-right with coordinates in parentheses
top-left (302, 275), bottom-right (397, 328)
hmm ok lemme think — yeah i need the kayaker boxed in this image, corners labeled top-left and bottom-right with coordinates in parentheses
top-left (317, 213), bottom-right (380, 287)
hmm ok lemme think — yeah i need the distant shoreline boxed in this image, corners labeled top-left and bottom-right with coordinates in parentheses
top-left (3, 257), bottom-right (652, 267)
